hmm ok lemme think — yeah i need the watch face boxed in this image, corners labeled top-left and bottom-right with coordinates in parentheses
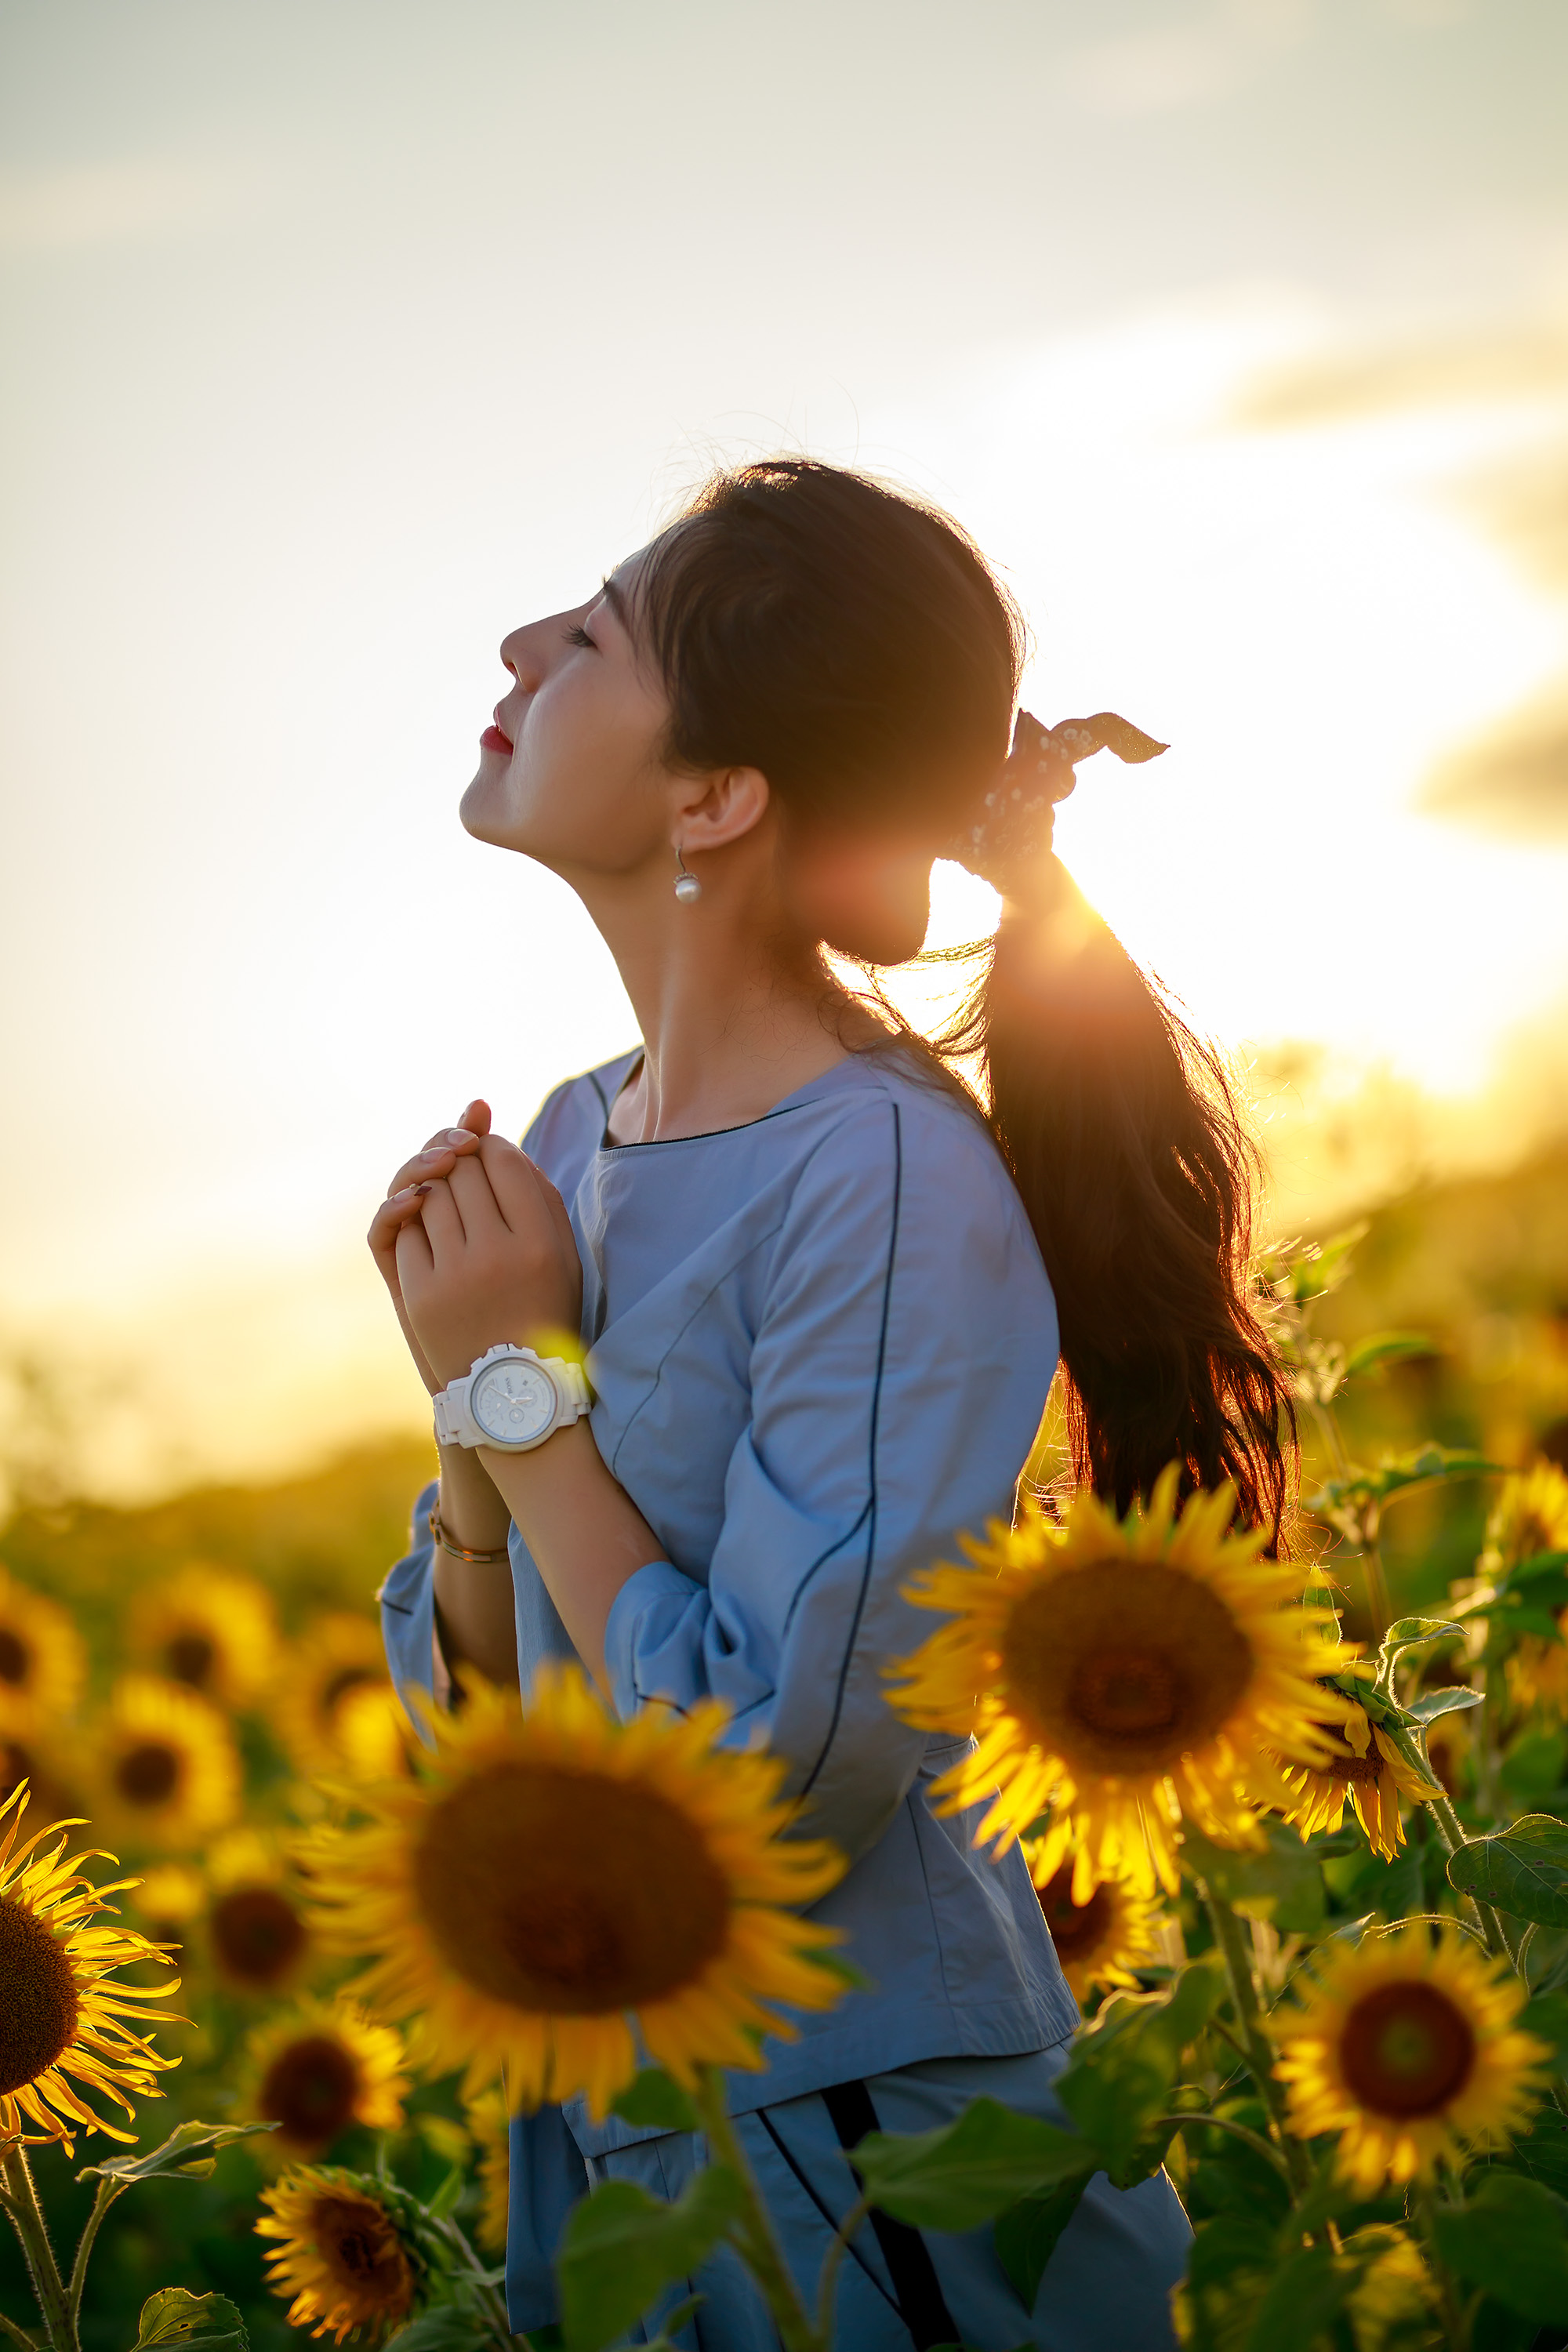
top-left (471, 1357), bottom-right (557, 1446)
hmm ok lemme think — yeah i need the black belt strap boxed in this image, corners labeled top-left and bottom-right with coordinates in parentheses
top-left (821, 2080), bottom-right (960, 2352)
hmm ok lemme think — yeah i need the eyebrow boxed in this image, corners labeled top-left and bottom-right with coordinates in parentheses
top-left (599, 574), bottom-right (633, 632)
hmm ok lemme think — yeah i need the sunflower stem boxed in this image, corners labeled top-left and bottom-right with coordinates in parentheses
top-left (1199, 1888), bottom-right (1316, 2209)
top-left (0, 2310), bottom-right (37, 2352)
top-left (64, 2178), bottom-right (123, 2332)
top-left (692, 2069), bottom-right (822, 2352)
top-left (1152, 2112), bottom-right (1292, 2180)
top-left (1378, 1729), bottom-right (1512, 1962)
top-left (0, 2147), bottom-right (77, 2352)
top-left (1359, 1536), bottom-right (1393, 1646)
top-left (814, 2192), bottom-right (870, 2346)
top-left (1411, 2181), bottom-right (1471, 2352)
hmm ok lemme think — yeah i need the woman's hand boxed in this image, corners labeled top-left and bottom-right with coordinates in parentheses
top-left (368, 1099), bottom-right (494, 1392)
top-left (387, 1133), bottom-right (584, 1388)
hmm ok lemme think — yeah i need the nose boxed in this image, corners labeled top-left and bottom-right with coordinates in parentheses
top-left (499, 620), bottom-right (545, 692)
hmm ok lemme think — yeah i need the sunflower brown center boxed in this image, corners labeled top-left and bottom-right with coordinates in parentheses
top-left (322, 1667), bottom-right (378, 1719)
top-left (309, 2192), bottom-right (414, 2318)
top-left (261, 2034), bottom-right (360, 2147)
top-left (1034, 1864), bottom-right (1113, 1963)
top-left (116, 1741), bottom-right (180, 1806)
top-left (212, 1887), bottom-right (307, 1986)
top-left (0, 1630), bottom-right (30, 1686)
top-left (413, 1761), bottom-right (731, 2016)
top-left (166, 1632), bottom-right (216, 1688)
top-left (1, 1743), bottom-right (32, 1802)
top-left (1339, 1981), bottom-right (1475, 2118)
top-left (1002, 1563), bottom-right (1254, 1776)
top-left (0, 1892), bottom-right (80, 2096)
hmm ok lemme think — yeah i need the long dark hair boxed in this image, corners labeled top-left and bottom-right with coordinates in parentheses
top-left (635, 459), bottom-right (1294, 1543)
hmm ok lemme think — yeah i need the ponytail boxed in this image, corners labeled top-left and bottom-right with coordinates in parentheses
top-left (953, 861), bottom-right (1293, 1544)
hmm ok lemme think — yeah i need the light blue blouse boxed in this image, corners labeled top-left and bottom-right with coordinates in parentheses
top-left (379, 1046), bottom-right (1078, 2169)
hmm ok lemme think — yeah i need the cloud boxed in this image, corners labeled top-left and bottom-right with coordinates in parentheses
top-left (1235, 318), bottom-right (1568, 429)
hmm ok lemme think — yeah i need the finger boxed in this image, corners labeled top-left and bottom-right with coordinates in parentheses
top-left (445, 1145), bottom-right (510, 1242)
top-left (457, 1098), bottom-right (493, 1138)
top-left (534, 1163), bottom-right (580, 1274)
top-left (474, 1134), bottom-right (554, 1237)
top-left (416, 1174), bottom-right (468, 1259)
top-left (394, 1212), bottom-right (435, 1288)
top-left (386, 1127), bottom-right (484, 1198)
top-left (368, 1184), bottom-right (432, 1276)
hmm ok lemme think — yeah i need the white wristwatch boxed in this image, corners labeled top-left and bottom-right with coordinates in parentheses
top-left (433, 1343), bottom-right (593, 1454)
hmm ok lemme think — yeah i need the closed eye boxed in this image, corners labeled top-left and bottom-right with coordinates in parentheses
top-left (564, 622), bottom-right (597, 650)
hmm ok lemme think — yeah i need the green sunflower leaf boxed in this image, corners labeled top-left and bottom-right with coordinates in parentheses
top-left (129, 2289), bottom-right (248, 2352)
top-left (81, 2118), bottom-right (278, 2186)
top-left (1054, 1960), bottom-right (1227, 2175)
top-left (848, 2098), bottom-right (1097, 2232)
top-left (1429, 2172), bottom-right (1568, 2325)
top-left (381, 2312), bottom-right (495, 2352)
top-left (1180, 1820), bottom-right (1327, 1933)
top-left (557, 2167), bottom-right (745, 2352)
top-left (1404, 1684), bottom-right (1483, 1722)
top-left (993, 2176), bottom-right (1093, 2307)
top-left (610, 2067), bottom-right (699, 2134)
top-left (1341, 1332), bottom-right (1435, 1381)
top-left (1447, 1815), bottom-right (1568, 1928)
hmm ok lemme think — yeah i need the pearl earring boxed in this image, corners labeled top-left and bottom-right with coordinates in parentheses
top-left (673, 848), bottom-right (702, 904)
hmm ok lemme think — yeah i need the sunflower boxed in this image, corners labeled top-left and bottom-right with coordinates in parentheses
top-left (0, 1783), bottom-right (180, 2153)
top-left (1494, 1463), bottom-right (1568, 1715)
top-left (239, 1999), bottom-right (408, 2158)
top-left (0, 1570), bottom-right (85, 1739)
top-left (1264, 1695), bottom-right (1442, 1864)
top-left (205, 1829), bottom-right (312, 1994)
top-left (464, 2085), bottom-right (510, 2255)
top-left (1269, 1922), bottom-right (1551, 2194)
top-left (89, 1675), bottom-right (241, 1852)
top-left (886, 1468), bottom-right (1342, 1896)
top-left (278, 1617), bottom-right (401, 1776)
top-left (2, 1735), bottom-right (81, 1831)
top-left (307, 1663), bottom-right (846, 2119)
top-left (128, 1564), bottom-right (278, 1708)
top-left (256, 2166), bottom-right (419, 2343)
top-left (1023, 1839), bottom-right (1166, 2004)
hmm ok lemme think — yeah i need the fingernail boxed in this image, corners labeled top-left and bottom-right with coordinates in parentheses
top-left (445, 1128), bottom-right (474, 1145)
top-left (415, 1181), bottom-right (434, 1194)
top-left (391, 1185), bottom-right (416, 1201)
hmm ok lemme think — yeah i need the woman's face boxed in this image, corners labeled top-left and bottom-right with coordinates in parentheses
top-left (462, 554), bottom-right (942, 963)
top-left (460, 560), bottom-right (677, 878)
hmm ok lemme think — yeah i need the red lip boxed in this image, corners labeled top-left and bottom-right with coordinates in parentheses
top-left (480, 722), bottom-right (514, 755)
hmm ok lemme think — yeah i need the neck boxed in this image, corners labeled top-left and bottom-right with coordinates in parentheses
top-left (569, 853), bottom-right (852, 1142)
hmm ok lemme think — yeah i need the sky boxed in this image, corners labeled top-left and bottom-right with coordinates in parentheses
top-left (3, 0), bottom-right (1568, 1499)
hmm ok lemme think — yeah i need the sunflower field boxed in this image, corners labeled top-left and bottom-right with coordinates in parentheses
top-left (4, 1142), bottom-right (1568, 2352)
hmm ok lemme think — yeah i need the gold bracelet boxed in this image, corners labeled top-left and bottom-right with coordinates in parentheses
top-left (428, 1508), bottom-right (511, 1567)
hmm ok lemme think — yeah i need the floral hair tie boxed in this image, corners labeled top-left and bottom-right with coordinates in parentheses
top-left (950, 710), bottom-right (1168, 896)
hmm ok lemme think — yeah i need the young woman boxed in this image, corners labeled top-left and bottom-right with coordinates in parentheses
top-left (371, 460), bottom-right (1293, 2350)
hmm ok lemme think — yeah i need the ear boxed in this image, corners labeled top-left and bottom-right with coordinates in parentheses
top-left (670, 766), bottom-right (771, 854)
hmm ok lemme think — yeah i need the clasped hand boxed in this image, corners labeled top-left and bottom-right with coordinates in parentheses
top-left (368, 1098), bottom-right (584, 1394)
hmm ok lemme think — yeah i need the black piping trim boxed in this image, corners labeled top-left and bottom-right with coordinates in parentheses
top-left (779, 1498), bottom-right (872, 1642)
top-left (797, 1100), bottom-right (902, 1804)
top-left (752, 2111), bottom-right (902, 2317)
top-left (822, 2080), bottom-right (960, 2351)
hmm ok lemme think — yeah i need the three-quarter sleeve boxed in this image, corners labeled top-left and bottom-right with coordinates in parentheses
top-left (379, 1478), bottom-right (442, 1739)
top-left (603, 1088), bottom-right (1058, 1866)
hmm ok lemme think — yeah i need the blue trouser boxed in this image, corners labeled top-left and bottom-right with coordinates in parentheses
top-left (526, 2046), bottom-right (1190, 2350)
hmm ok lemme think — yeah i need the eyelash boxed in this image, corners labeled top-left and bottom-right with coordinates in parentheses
top-left (564, 623), bottom-right (597, 650)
